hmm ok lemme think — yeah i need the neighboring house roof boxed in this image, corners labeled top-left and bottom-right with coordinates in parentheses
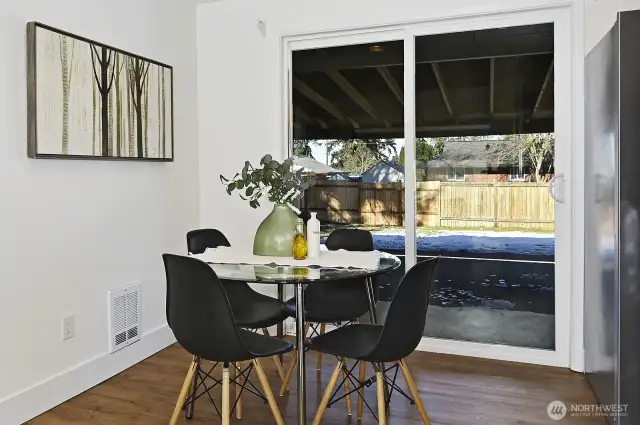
top-left (361, 160), bottom-right (405, 183)
top-left (423, 141), bottom-right (520, 169)
top-left (327, 173), bottom-right (349, 181)
top-left (362, 160), bottom-right (404, 175)
top-left (293, 156), bottom-right (345, 174)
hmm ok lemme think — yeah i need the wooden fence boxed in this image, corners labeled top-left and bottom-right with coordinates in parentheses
top-left (302, 181), bottom-right (554, 230)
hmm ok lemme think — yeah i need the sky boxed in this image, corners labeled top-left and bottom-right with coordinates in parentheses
top-left (310, 139), bottom-right (406, 165)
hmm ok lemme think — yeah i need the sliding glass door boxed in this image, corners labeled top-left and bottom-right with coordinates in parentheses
top-left (284, 7), bottom-right (572, 367)
top-left (289, 35), bottom-right (408, 305)
top-left (413, 24), bottom-right (557, 351)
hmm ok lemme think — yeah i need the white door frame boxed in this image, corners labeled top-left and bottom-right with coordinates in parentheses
top-left (279, 4), bottom-right (578, 369)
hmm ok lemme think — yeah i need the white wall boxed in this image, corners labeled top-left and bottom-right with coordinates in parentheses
top-left (585, 0), bottom-right (640, 53)
top-left (0, 1), bottom-right (199, 423)
top-left (197, 0), bottom-right (572, 249)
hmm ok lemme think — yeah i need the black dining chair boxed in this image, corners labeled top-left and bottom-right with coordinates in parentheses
top-left (307, 257), bottom-right (439, 425)
top-left (280, 228), bottom-right (375, 413)
top-left (186, 229), bottom-right (288, 379)
top-left (164, 254), bottom-right (293, 425)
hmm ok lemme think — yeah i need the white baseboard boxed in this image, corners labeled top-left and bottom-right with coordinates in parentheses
top-left (0, 324), bottom-right (176, 425)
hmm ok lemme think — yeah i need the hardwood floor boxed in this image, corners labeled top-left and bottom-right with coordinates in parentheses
top-left (28, 344), bottom-right (604, 425)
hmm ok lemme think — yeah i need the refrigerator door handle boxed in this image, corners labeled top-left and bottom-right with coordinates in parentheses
top-left (548, 173), bottom-right (565, 203)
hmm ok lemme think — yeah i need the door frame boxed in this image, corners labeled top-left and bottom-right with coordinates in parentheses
top-left (279, 5), bottom-right (579, 369)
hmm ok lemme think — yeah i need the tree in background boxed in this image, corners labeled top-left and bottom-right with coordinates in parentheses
top-left (332, 141), bottom-right (378, 173)
top-left (293, 138), bottom-right (397, 173)
top-left (330, 139), bottom-right (396, 173)
top-left (397, 138), bottom-right (445, 165)
top-left (293, 139), bottom-right (318, 158)
top-left (496, 133), bottom-right (555, 182)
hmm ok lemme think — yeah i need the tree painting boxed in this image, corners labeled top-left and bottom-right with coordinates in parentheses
top-left (90, 45), bottom-right (117, 157)
top-left (92, 64), bottom-right (97, 155)
top-left (161, 67), bottom-right (166, 158)
top-left (59, 35), bottom-right (75, 154)
top-left (127, 57), bottom-right (151, 158)
top-left (28, 23), bottom-right (173, 160)
top-left (114, 53), bottom-right (124, 156)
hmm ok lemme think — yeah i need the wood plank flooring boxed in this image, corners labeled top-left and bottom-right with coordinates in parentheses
top-left (28, 344), bottom-right (605, 425)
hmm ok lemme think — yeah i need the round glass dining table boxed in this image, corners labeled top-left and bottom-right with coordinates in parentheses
top-left (205, 252), bottom-right (402, 425)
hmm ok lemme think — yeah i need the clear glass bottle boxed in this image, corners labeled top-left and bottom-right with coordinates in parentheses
top-left (292, 218), bottom-right (308, 260)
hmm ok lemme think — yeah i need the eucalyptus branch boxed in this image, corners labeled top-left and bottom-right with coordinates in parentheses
top-left (220, 155), bottom-right (317, 209)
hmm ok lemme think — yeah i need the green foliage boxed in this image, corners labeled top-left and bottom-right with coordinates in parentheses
top-left (220, 155), bottom-right (317, 209)
top-left (397, 138), bottom-right (445, 165)
top-left (293, 139), bottom-right (317, 158)
top-left (329, 139), bottom-right (397, 173)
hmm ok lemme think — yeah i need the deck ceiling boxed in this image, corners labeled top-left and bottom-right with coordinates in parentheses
top-left (292, 24), bottom-right (554, 139)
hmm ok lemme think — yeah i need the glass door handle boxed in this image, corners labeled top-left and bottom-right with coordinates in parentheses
top-left (548, 173), bottom-right (565, 203)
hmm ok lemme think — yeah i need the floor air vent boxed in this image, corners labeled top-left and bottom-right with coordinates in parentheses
top-left (109, 282), bottom-right (141, 353)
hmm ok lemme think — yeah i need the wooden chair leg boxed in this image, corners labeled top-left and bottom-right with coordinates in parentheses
top-left (357, 361), bottom-right (366, 420)
top-left (222, 365), bottom-right (230, 425)
top-left (400, 360), bottom-right (431, 425)
top-left (316, 323), bottom-right (326, 371)
top-left (254, 358), bottom-right (285, 425)
top-left (312, 359), bottom-right (345, 425)
top-left (235, 362), bottom-right (242, 419)
top-left (376, 370), bottom-right (387, 425)
top-left (263, 327), bottom-right (286, 381)
top-left (169, 361), bottom-right (198, 425)
top-left (279, 322), bottom-right (309, 395)
top-left (279, 351), bottom-right (297, 395)
top-left (342, 359), bottom-right (352, 415)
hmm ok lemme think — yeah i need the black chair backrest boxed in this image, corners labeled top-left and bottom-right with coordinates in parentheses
top-left (184, 228), bottom-right (256, 315)
top-left (367, 257), bottom-right (439, 362)
top-left (163, 254), bottom-right (249, 362)
top-left (186, 229), bottom-right (231, 254)
top-left (304, 228), bottom-right (374, 320)
top-left (324, 228), bottom-right (374, 252)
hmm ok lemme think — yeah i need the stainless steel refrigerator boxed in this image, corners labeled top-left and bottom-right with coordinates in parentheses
top-left (585, 9), bottom-right (640, 425)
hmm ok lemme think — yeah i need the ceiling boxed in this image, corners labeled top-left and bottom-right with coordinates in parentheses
top-left (293, 24), bottom-right (555, 139)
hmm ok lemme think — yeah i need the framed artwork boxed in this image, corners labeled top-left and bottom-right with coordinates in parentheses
top-left (27, 22), bottom-right (174, 161)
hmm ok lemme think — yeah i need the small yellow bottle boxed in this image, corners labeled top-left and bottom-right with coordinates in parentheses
top-left (292, 218), bottom-right (308, 260)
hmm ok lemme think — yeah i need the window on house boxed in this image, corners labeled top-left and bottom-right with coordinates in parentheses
top-left (509, 166), bottom-right (526, 181)
top-left (447, 167), bottom-right (465, 181)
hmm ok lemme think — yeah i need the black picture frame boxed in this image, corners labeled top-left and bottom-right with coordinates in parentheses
top-left (27, 22), bottom-right (175, 161)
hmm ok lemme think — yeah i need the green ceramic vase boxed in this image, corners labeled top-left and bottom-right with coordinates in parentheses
top-left (253, 204), bottom-right (299, 257)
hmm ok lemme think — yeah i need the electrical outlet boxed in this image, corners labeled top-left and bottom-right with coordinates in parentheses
top-left (62, 315), bottom-right (75, 341)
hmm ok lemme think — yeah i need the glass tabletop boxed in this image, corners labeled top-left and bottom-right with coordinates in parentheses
top-left (206, 252), bottom-right (402, 284)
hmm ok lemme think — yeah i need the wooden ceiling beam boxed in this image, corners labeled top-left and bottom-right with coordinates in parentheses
top-left (431, 63), bottom-right (453, 117)
top-left (490, 58), bottom-right (495, 114)
top-left (294, 105), bottom-right (329, 130)
top-left (326, 69), bottom-right (388, 126)
top-left (377, 66), bottom-right (403, 106)
top-left (293, 105), bottom-right (312, 123)
top-left (532, 59), bottom-right (554, 118)
top-left (293, 77), bottom-right (347, 122)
